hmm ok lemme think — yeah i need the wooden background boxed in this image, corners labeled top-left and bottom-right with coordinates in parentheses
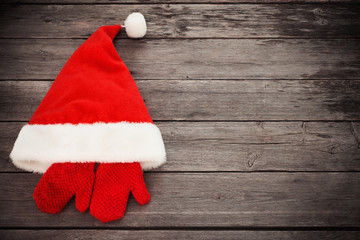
top-left (1, 0), bottom-right (360, 239)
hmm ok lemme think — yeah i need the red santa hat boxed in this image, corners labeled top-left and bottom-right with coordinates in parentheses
top-left (10, 16), bottom-right (166, 173)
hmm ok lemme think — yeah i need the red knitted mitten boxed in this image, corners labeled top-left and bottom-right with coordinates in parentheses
top-left (90, 162), bottom-right (150, 223)
top-left (33, 162), bottom-right (95, 214)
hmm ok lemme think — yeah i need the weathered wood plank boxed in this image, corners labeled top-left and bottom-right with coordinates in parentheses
top-left (1, 230), bottom-right (359, 240)
top-left (0, 173), bottom-right (359, 227)
top-left (2, 122), bottom-right (360, 172)
top-left (1, 4), bottom-right (359, 39)
top-left (351, 122), bottom-right (360, 148)
top-left (1, 80), bottom-right (359, 121)
top-left (1, 39), bottom-right (359, 80)
top-left (2, 0), bottom-right (358, 4)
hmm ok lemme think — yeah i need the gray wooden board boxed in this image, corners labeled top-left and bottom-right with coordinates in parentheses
top-left (0, 172), bottom-right (359, 227)
top-left (1, 80), bottom-right (359, 121)
top-left (1, 122), bottom-right (360, 172)
top-left (1, 230), bottom-right (360, 240)
top-left (1, 4), bottom-right (359, 39)
top-left (0, 39), bottom-right (359, 80)
top-left (2, 0), bottom-right (358, 3)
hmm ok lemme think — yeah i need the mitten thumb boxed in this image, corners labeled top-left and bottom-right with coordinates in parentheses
top-left (131, 181), bottom-right (150, 206)
top-left (75, 171), bottom-right (95, 212)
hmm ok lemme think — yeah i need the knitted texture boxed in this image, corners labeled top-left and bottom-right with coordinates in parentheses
top-left (34, 162), bottom-right (95, 214)
top-left (90, 162), bottom-right (150, 223)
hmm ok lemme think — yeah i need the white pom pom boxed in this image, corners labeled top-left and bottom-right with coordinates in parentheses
top-left (124, 12), bottom-right (147, 38)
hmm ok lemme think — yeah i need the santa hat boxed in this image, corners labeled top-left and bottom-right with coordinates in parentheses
top-left (10, 17), bottom-right (166, 173)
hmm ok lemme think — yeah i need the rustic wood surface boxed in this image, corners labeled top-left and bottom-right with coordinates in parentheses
top-left (2, 0), bottom-right (358, 3)
top-left (0, 0), bottom-right (359, 239)
top-left (1, 4), bottom-right (359, 39)
top-left (1, 39), bottom-right (359, 80)
top-left (1, 173), bottom-right (359, 227)
top-left (1, 230), bottom-right (360, 240)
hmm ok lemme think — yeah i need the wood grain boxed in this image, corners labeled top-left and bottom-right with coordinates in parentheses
top-left (2, 122), bottom-right (360, 172)
top-left (1, 230), bottom-right (359, 240)
top-left (0, 172), bottom-right (359, 227)
top-left (1, 39), bottom-right (359, 80)
top-left (1, 80), bottom-right (359, 121)
top-left (2, 0), bottom-right (358, 4)
top-left (1, 4), bottom-right (359, 39)
top-left (1, 0), bottom-right (360, 234)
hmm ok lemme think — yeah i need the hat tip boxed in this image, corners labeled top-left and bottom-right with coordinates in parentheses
top-left (124, 12), bottom-right (147, 38)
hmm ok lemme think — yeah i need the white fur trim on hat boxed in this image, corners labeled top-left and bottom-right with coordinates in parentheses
top-left (10, 122), bottom-right (166, 173)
